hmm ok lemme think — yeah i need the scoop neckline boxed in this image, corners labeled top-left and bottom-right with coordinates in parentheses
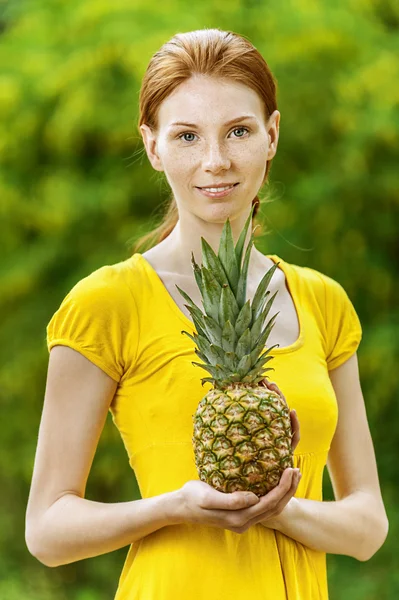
top-left (133, 252), bottom-right (304, 354)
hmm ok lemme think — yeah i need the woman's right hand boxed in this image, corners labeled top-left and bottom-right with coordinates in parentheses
top-left (173, 468), bottom-right (301, 534)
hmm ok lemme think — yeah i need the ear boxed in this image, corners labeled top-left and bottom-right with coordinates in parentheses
top-left (140, 124), bottom-right (164, 172)
top-left (266, 110), bottom-right (280, 161)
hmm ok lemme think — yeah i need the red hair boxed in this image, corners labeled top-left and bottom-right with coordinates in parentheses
top-left (133, 28), bottom-right (278, 253)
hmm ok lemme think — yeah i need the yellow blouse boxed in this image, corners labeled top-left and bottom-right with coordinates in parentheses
top-left (46, 253), bottom-right (362, 600)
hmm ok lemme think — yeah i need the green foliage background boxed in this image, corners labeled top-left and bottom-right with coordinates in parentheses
top-left (0, 0), bottom-right (398, 598)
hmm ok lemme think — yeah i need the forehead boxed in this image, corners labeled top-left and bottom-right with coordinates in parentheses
top-left (157, 75), bottom-right (265, 127)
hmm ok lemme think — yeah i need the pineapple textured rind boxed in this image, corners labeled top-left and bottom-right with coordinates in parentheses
top-left (192, 385), bottom-right (293, 496)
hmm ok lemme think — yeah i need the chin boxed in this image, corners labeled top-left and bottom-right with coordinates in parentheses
top-left (196, 205), bottom-right (239, 223)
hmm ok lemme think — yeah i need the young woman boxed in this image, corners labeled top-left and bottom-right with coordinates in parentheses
top-left (26, 28), bottom-right (388, 599)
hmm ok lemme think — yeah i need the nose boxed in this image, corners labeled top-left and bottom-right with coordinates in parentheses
top-left (202, 141), bottom-right (231, 172)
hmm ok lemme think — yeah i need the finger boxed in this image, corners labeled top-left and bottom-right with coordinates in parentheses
top-left (290, 408), bottom-right (299, 429)
top-left (272, 386), bottom-right (289, 410)
top-left (267, 381), bottom-right (283, 397)
top-left (260, 379), bottom-right (277, 393)
top-left (270, 467), bottom-right (295, 499)
top-left (215, 468), bottom-right (295, 525)
top-left (272, 469), bottom-right (301, 515)
top-left (245, 467), bottom-right (295, 517)
top-left (257, 469), bottom-right (296, 517)
top-left (261, 381), bottom-right (289, 411)
top-left (203, 489), bottom-right (260, 511)
top-left (290, 410), bottom-right (300, 451)
top-left (238, 469), bottom-right (300, 529)
top-left (254, 469), bottom-right (301, 523)
top-left (213, 469), bottom-right (299, 533)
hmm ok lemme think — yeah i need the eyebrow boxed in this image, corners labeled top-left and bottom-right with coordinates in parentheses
top-left (168, 115), bottom-right (258, 129)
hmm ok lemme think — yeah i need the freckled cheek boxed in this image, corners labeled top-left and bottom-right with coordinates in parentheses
top-left (161, 147), bottom-right (198, 181)
top-left (168, 158), bottom-right (195, 180)
top-left (234, 142), bottom-right (268, 172)
top-left (159, 141), bottom-right (267, 177)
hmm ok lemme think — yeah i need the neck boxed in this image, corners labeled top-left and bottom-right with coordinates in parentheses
top-left (154, 206), bottom-right (266, 277)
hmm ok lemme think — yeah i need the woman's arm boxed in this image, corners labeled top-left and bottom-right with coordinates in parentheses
top-left (261, 353), bottom-right (389, 561)
top-left (29, 490), bottom-right (180, 568)
top-left (25, 346), bottom-right (180, 568)
top-left (265, 490), bottom-right (387, 561)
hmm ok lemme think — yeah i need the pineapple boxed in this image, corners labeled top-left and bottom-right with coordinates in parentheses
top-left (176, 207), bottom-right (294, 497)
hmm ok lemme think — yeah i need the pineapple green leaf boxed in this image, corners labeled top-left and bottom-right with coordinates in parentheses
top-left (203, 314), bottom-right (223, 345)
top-left (200, 377), bottom-right (215, 387)
top-left (235, 204), bottom-right (256, 268)
top-left (236, 234), bottom-right (254, 309)
top-left (235, 300), bottom-right (252, 338)
top-left (252, 262), bottom-right (280, 322)
top-left (250, 345), bottom-right (274, 366)
top-left (250, 344), bottom-right (278, 374)
top-left (235, 328), bottom-right (251, 361)
top-left (218, 218), bottom-right (239, 294)
top-left (253, 313), bottom-right (280, 349)
top-left (196, 334), bottom-right (213, 356)
top-left (253, 289), bottom-right (270, 320)
top-left (201, 345), bottom-right (221, 366)
top-left (223, 350), bottom-right (238, 371)
top-left (250, 292), bottom-right (278, 346)
top-left (194, 348), bottom-right (208, 364)
top-left (208, 342), bottom-right (225, 362)
top-left (201, 267), bottom-right (222, 324)
top-left (221, 320), bottom-right (237, 352)
top-left (250, 308), bottom-right (267, 348)
top-left (218, 283), bottom-right (240, 327)
top-left (184, 302), bottom-right (206, 324)
top-left (236, 353), bottom-right (252, 377)
top-left (201, 238), bottom-right (229, 287)
top-left (192, 362), bottom-right (231, 379)
top-left (228, 373), bottom-right (242, 383)
top-left (185, 305), bottom-right (208, 337)
top-left (251, 350), bottom-right (278, 371)
top-left (191, 362), bottom-right (216, 377)
top-left (180, 330), bottom-right (197, 344)
top-left (183, 330), bottom-right (216, 362)
top-left (241, 364), bottom-right (275, 383)
top-left (191, 252), bottom-right (204, 295)
top-left (175, 284), bottom-right (204, 312)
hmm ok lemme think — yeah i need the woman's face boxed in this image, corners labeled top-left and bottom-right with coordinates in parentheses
top-left (140, 74), bottom-right (279, 223)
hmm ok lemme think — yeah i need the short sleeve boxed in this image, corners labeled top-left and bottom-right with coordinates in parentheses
top-left (46, 264), bottom-right (139, 382)
top-left (322, 274), bottom-right (362, 371)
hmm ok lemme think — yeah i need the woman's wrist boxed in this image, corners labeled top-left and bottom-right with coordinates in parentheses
top-left (160, 488), bottom-right (187, 526)
top-left (261, 496), bottom-right (300, 532)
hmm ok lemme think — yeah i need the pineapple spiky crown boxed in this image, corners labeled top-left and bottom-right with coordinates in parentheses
top-left (176, 205), bottom-right (281, 391)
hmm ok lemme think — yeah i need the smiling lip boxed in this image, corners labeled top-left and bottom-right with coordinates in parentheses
top-left (196, 183), bottom-right (239, 198)
top-left (197, 183), bottom-right (238, 189)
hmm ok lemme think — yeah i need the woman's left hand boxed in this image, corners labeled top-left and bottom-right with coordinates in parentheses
top-left (258, 378), bottom-right (301, 530)
top-left (259, 378), bottom-right (301, 452)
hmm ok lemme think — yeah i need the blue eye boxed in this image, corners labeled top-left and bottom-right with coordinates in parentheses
top-left (180, 132), bottom-right (196, 142)
top-left (177, 126), bottom-right (250, 142)
top-left (232, 127), bottom-right (249, 137)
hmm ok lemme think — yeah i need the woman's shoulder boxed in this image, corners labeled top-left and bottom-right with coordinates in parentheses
top-left (277, 255), bottom-right (351, 303)
top-left (46, 256), bottom-right (142, 381)
top-left (279, 256), bottom-right (362, 367)
top-left (63, 255), bottom-right (142, 304)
